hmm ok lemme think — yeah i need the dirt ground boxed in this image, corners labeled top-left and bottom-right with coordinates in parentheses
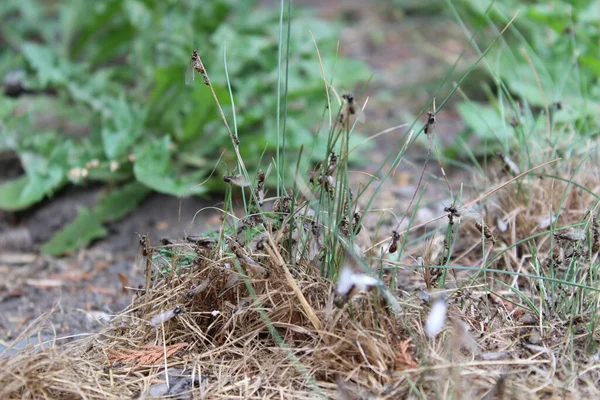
top-left (0, 1), bottom-right (468, 354)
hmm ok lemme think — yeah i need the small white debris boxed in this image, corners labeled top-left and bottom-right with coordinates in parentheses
top-left (326, 175), bottom-right (336, 189)
top-left (335, 267), bottom-right (380, 296)
top-left (150, 305), bottom-right (184, 328)
top-left (496, 216), bottom-right (509, 232)
top-left (333, 249), bottom-right (402, 314)
top-left (68, 167), bottom-right (88, 180)
top-left (537, 214), bottom-right (558, 229)
top-left (211, 310), bottom-right (220, 317)
top-left (109, 160), bottom-right (119, 172)
top-left (480, 351), bottom-right (510, 361)
top-left (335, 268), bottom-right (354, 296)
top-left (425, 298), bottom-right (447, 337)
top-left (85, 159), bottom-right (100, 169)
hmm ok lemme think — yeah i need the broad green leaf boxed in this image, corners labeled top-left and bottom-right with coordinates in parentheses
top-left (101, 94), bottom-right (146, 159)
top-left (85, 165), bottom-right (133, 183)
top-left (578, 2), bottom-right (600, 23)
top-left (210, 24), bottom-right (273, 76)
top-left (0, 177), bottom-right (31, 211)
top-left (22, 165), bottom-right (65, 199)
top-left (0, 168), bottom-right (65, 211)
top-left (68, 0), bottom-right (124, 59)
top-left (124, 0), bottom-right (151, 30)
top-left (180, 83), bottom-right (229, 142)
top-left (41, 207), bottom-right (108, 256)
top-left (0, 129), bottom-right (71, 210)
top-left (21, 42), bottom-right (72, 86)
top-left (133, 136), bottom-right (208, 196)
top-left (94, 181), bottom-right (151, 222)
top-left (457, 102), bottom-right (513, 145)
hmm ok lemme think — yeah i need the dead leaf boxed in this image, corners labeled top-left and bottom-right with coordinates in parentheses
top-left (394, 338), bottom-right (417, 370)
top-left (117, 272), bottom-right (129, 292)
top-left (107, 343), bottom-right (188, 370)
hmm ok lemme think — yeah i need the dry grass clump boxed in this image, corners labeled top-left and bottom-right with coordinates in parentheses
top-left (1, 144), bottom-right (599, 399)
top-left (0, 219), bottom-right (411, 398)
top-left (413, 154), bottom-right (600, 398)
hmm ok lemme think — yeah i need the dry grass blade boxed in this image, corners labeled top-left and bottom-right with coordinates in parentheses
top-left (264, 233), bottom-right (322, 332)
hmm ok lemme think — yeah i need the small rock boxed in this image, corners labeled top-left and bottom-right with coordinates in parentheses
top-left (528, 330), bottom-right (542, 344)
top-left (480, 351), bottom-right (510, 361)
top-left (148, 383), bottom-right (169, 397)
top-left (519, 313), bottom-right (537, 325)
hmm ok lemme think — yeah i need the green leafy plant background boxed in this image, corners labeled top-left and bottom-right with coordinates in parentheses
top-left (0, 0), bottom-right (370, 254)
top-left (452, 0), bottom-right (600, 156)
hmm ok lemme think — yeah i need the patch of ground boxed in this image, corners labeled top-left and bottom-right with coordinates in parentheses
top-left (0, 188), bottom-right (224, 350)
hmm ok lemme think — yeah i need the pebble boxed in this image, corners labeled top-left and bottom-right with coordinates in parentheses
top-left (528, 330), bottom-right (542, 344)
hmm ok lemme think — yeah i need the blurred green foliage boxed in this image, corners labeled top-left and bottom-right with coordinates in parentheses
top-left (0, 0), bottom-right (369, 254)
top-left (0, 0), bottom-right (369, 208)
top-left (389, 0), bottom-right (599, 156)
top-left (452, 0), bottom-right (600, 154)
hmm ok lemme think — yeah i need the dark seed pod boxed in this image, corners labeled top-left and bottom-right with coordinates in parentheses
top-left (389, 230), bottom-right (400, 254)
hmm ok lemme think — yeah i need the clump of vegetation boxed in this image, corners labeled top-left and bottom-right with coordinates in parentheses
top-left (1, 1), bottom-right (600, 399)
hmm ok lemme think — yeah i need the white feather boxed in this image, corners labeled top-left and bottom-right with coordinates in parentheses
top-left (150, 309), bottom-right (177, 328)
top-left (352, 273), bottom-right (380, 292)
top-left (335, 268), bottom-right (355, 295)
top-left (537, 214), bottom-right (558, 229)
top-left (335, 268), bottom-right (380, 295)
top-left (425, 299), bottom-right (447, 337)
top-left (496, 216), bottom-right (508, 232)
